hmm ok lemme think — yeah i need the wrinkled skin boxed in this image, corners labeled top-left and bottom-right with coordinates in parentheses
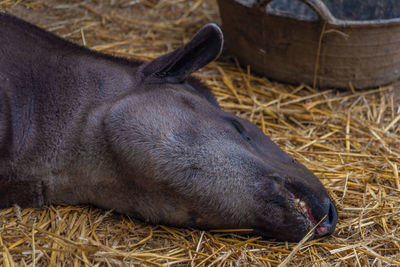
top-left (0, 12), bottom-right (337, 241)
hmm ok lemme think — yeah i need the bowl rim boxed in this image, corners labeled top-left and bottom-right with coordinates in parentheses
top-left (236, 0), bottom-right (400, 27)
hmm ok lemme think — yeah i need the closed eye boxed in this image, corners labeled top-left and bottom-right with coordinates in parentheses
top-left (230, 119), bottom-right (252, 142)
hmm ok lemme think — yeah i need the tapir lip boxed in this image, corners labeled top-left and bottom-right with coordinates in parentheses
top-left (291, 194), bottom-right (337, 240)
top-left (284, 182), bottom-right (336, 239)
top-left (288, 191), bottom-right (317, 225)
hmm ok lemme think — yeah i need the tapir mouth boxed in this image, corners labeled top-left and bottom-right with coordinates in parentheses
top-left (287, 190), bottom-right (337, 239)
top-left (292, 195), bottom-right (316, 224)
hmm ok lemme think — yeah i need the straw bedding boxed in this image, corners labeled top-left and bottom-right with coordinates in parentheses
top-left (0, 0), bottom-right (399, 265)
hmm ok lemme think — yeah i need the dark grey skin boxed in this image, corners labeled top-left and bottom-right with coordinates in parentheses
top-left (0, 12), bottom-right (337, 241)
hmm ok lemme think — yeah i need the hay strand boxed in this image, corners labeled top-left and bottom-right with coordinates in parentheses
top-left (0, 0), bottom-right (399, 265)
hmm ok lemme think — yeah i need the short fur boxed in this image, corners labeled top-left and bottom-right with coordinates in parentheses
top-left (0, 12), bottom-right (337, 241)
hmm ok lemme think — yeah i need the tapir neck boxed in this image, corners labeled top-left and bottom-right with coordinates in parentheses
top-left (0, 13), bottom-right (143, 207)
top-left (0, 55), bottom-right (138, 207)
top-left (0, 13), bottom-right (141, 157)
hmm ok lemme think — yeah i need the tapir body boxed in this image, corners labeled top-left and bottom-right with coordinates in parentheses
top-left (0, 12), bottom-right (337, 241)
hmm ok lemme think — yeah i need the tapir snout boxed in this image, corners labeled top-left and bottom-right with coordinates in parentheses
top-left (0, 12), bottom-right (337, 241)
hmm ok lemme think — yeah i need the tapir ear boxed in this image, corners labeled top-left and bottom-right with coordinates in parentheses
top-left (140, 23), bottom-right (223, 83)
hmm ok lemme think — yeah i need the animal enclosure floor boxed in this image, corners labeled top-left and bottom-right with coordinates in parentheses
top-left (0, 0), bottom-right (399, 266)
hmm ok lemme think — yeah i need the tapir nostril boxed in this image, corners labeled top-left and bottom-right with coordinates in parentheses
top-left (328, 201), bottom-right (337, 226)
top-left (315, 200), bottom-right (337, 238)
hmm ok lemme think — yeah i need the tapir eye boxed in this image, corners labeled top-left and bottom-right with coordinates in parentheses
top-left (231, 119), bottom-right (252, 142)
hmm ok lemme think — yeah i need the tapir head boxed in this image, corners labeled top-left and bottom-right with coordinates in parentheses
top-left (103, 24), bottom-right (337, 241)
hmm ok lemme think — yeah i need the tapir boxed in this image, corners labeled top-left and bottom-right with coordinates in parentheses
top-left (0, 12), bottom-right (337, 241)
